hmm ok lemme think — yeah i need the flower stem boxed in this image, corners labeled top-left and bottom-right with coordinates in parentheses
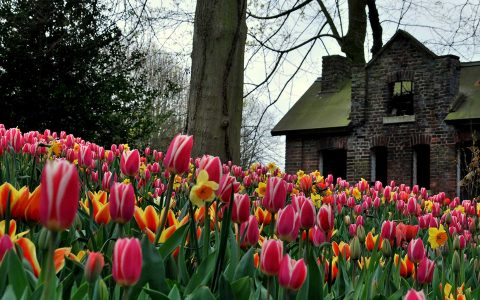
top-left (155, 173), bottom-right (175, 245)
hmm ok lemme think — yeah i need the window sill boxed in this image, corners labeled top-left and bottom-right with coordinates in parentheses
top-left (382, 115), bottom-right (415, 124)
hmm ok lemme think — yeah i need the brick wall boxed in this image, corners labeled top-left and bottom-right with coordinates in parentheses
top-left (321, 55), bottom-right (351, 92)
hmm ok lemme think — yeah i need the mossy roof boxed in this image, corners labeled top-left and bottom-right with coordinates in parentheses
top-left (271, 80), bottom-right (351, 136)
top-left (445, 62), bottom-right (480, 122)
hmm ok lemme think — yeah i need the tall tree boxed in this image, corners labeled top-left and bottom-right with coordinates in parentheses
top-left (186, 0), bottom-right (247, 163)
top-left (0, 0), bottom-right (163, 147)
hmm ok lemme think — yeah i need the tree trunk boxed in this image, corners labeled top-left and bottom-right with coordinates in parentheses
top-left (340, 0), bottom-right (367, 64)
top-left (186, 0), bottom-right (247, 163)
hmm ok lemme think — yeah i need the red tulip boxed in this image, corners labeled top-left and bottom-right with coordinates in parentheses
top-left (317, 204), bottom-right (334, 233)
top-left (299, 199), bottom-right (316, 229)
top-left (407, 197), bottom-right (417, 215)
top-left (0, 235), bottom-right (14, 261)
top-left (260, 239), bottom-right (283, 275)
top-left (276, 205), bottom-right (300, 242)
top-left (120, 149), bottom-right (140, 177)
top-left (262, 177), bottom-right (287, 213)
top-left (78, 145), bottom-right (93, 168)
top-left (109, 182), bottom-right (135, 224)
top-left (404, 289), bottom-right (426, 300)
top-left (40, 160), bottom-right (80, 231)
top-left (231, 193), bottom-right (250, 224)
top-left (278, 255), bottom-right (307, 291)
top-left (416, 257), bottom-right (435, 284)
top-left (216, 174), bottom-right (239, 203)
top-left (299, 176), bottom-right (312, 193)
top-left (239, 215), bottom-right (259, 247)
top-left (163, 134), bottom-right (193, 174)
top-left (84, 252), bottom-right (105, 283)
top-left (381, 220), bottom-right (396, 241)
top-left (112, 238), bottom-right (142, 286)
top-left (407, 238), bottom-right (425, 264)
top-left (196, 155), bottom-right (222, 184)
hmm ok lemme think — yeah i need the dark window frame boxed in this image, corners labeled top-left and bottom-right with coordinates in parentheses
top-left (388, 80), bottom-right (414, 116)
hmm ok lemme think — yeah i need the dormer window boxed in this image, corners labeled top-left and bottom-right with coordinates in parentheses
top-left (388, 81), bottom-right (414, 116)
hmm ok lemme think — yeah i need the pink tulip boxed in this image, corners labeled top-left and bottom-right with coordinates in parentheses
top-left (109, 182), bottom-right (135, 224)
top-left (40, 160), bottom-right (80, 231)
top-left (0, 235), bottom-right (14, 261)
top-left (349, 224), bottom-right (357, 237)
top-left (404, 289), bottom-right (426, 300)
top-left (260, 239), bottom-right (283, 275)
top-left (239, 215), bottom-right (259, 247)
top-left (407, 197), bottom-right (417, 215)
top-left (276, 205), bottom-right (300, 242)
top-left (278, 255), bottom-right (307, 291)
top-left (262, 177), bottom-right (287, 213)
top-left (299, 199), bottom-right (316, 229)
top-left (85, 252), bottom-right (105, 283)
top-left (216, 174), bottom-right (239, 203)
top-left (416, 257), bottom-right (435, 284)
top-left (120, 149), bottom-right (140, 177)
top-left (311, 225), bottom-right (328, 246)
top-left (196, 155), bottom-right (222, 184)
top-left (231, 193), bottom-right (250, 224)
top-left (317, 204), bottom-right (334, 233)
top-left (112, 238), bottom-right (142, 286)
top-left (381, 220), bottom-right (396, 241)
top-left (407, 238), bottom-right (425, 263)
top-left (78, 145), bottom-right (93, 168)
top-left (163, 134), bottom-right (193, 175)
top-left (291, 195), bottom-right (307, 212)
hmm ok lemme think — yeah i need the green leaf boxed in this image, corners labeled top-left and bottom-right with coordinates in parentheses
top-left (386, 289), bottom-right (404, 300)
top-left (185, 250), bottom-right (216, 294)
top-left (71, 282), bottom-right (88, 300)
top-left (142, 288), bottom-right (169, 300)
top-left (185, 286), bottom-right (216, 300)
top-left (1, 286), bottom-right (17, 300)
top-left (231, 277), bottom-right (251, 300)
top-left (168, 285), bottom-right (181, 300)
top-left (131, 236), bottom-right (169, 298)
top-left (233, 247), bottom-right (254, 281)
top-left (177, 232), bottom-right (190, 285)
top-left (0, 256), bottom-right (9, 295)
top-left (158, 224), bottom-right (189, 258)
top-left (307, 251), bottom-right (322, 300)
top-left (219, 274), bottom-right (235, 300)
top-left (6, 251), bottom-right (29, 299)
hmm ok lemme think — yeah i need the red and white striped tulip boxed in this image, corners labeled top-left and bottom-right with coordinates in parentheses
top-left (278, 255), bottom-right (307, 291)
top-left (262, 177), bottom-right (287, 213)
top-left (109, 182), bottom-right (135, 224)
top-left (40, 160), bottom-right (80, 231)
top-left (239, 215), bottom-right (259, 247)
top-left (112, 238), bottom-right (142, 286)
top-left (231, 193), bottom-right (250, 224)
top-left (216, 174), bottom-right (239, 203)
top-left (120, 149), bottom-right (140, 177)
top-left (407, 238), bottom-right (425, 264)
top-left (84, 252), bottom-right (105, 283)
top-left (163, 134), bottom-right (193, 175)
top-left (196, 155), bottom-right (222, 184)
top-left (317, 204), bottom-right (334, 233)
top-left (404, 289), bottom-right (426, 300)
top-left (260, 239), bottom-right (283, 276)
top-left (299, 199), bottom-right (316, 229)
top-left (276, 205), bottom-right (300, 242)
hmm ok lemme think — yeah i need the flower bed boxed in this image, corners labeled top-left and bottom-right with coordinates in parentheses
top-left (0, 124), bottom-right (478, 299)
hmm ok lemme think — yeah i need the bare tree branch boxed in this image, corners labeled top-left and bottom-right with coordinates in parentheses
top-left (247, 0), bottom-right (313, 20)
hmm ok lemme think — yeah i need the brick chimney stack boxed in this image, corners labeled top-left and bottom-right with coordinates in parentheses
top-left (321, 55), bottom-right (351, 92)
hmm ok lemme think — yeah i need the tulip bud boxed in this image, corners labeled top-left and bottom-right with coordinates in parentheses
top-left (40, 160), bottom-right (80, 231)
top-left (344, 215), bottom-right (351, 226)
top-left (260, 239), bottom-right (283, 275)
top-left (416, 257), bottom-right (435, 284)
top-left (38, 227), bottom-right (51, 250)
top-left (357, 225), bottom-right (366, 242)
top-left (407, 239), bottom-right (425, 264)
top-left (85, 252), bottom-right (105, 283)
top-left (262, 177), bottom-right (287, 213)
top-left (216, 174), bottom-right (239, 203)
top-left (276, 205), bottom-right (300, 242)
top-left (452, 251), bottom-right (461, 273)
top-left (453, 236), bottom-right (460, 250)
top-left (112, 238), bottom-right (142, 286)
top-left (350, 236), bottom-right (361, 261)
top-left (109, 182), bottom-right (135, 224)
top-left (0, 235), bottom-right (14, 261)
top-left (278, 255), bottom-right (307, 291)
top-left (239, 216), bottom-right (259, 247)
top-left (231, 193), bottom-right (250, 224)
top-left (196, 155), bottom-right (222, 184)
top-left (120, 149), bottom-right (140, 177)
top-left (163, 134), bottom-right (193, 175)
top-left (404, 289), bottom-right (426, 300)
top-left (381, 239), bottom-right (392, 257)
top-left (299, 200), bottom-right (316, 229)
top-left (94, 279), bottom-right (109, 300)
top-left (317, 204), bottom-right (334, 233)
top-left (381, 220), bottom-right (396, 241)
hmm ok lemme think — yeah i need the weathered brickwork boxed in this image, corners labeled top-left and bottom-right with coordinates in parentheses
top-left (283, 32), bottom-right (475, 196)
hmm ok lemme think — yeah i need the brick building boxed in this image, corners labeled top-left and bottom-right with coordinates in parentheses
top-left (271, 30), bottom-right (480, 196)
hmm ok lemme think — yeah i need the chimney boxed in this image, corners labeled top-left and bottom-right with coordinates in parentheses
top-left (321, 55), bottom-right (351, 92)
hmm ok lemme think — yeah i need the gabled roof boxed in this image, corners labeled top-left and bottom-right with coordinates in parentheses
top-left (366, 30), bottom-right (439, 68)
top-left (271, 80), bottom-right (351, 136)
top-left (445, 62), bottom-right (480, 122)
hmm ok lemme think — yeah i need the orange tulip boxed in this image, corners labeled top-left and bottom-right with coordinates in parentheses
top-left (332, 241), bottom-right (350, 260)
top-left (1, 183), bottom-right (29, 219)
